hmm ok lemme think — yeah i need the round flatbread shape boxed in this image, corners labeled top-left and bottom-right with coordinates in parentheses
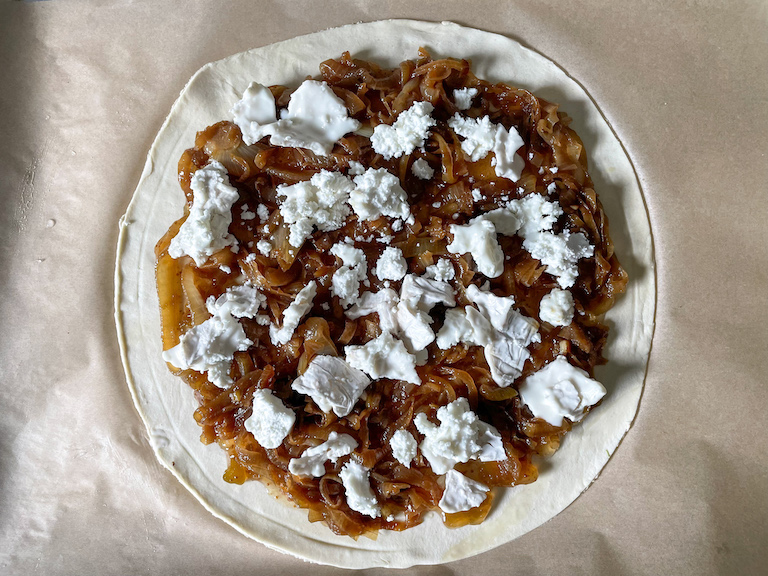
top-left (115, 19), bottom-right (655, 569)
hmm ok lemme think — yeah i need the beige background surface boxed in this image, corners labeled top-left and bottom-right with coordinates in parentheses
top-left (1, 1), bottom-right (766, 575)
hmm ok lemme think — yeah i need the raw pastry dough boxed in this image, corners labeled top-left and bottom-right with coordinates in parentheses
top-left (114, 19), bottom-right (655, 568)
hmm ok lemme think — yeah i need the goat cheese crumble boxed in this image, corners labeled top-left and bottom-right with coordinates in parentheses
top-left (539, 288), bottom-right (575, 326)
top-left (276, 170), bottom-right (354, 248)
top-left (370, 101), bottom-right (436, 160)
top-left (244, 389), bottom-right (295, 449)
top-left (288, 431), bottom-right (358, 478)
top-left (232, 80), bottom-right (360, 155)
top-left (439, 469), bottom-right (489, 514)
top-left (390, 430), bottom-right (418, 468)
top-left (168, 161), bottom-right (239, 266)
top-left (374, 246), bottom-right (408, 281)
top-left (162, 283), bottom-right (266, 388)
top-left (291, 355), bottom-right (371, 417)
top-left (518, 356), bottom-right (606, 426)
top-left (339, 461), bottom-right (381, 518)
top-left (414, 398), bottom-right (506, 475)
top-left (269, 281), bottom-right (317, 345)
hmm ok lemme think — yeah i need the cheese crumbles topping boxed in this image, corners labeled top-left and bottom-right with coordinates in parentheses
top-left (159, 55), bottom-right (626, 535)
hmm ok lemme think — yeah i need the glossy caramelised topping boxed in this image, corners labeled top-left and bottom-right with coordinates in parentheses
top-left (156, 50), bottom-right (627, 536)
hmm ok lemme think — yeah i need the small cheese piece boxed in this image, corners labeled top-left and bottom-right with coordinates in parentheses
top-left (394, 300), bottom-right (435, 355)
top-left (518, 356), bottom-right (606, 426)
top-left (256, 203), bottom-right (269, 222)
top-left (399, 274), bottom-right (455, 311)
top-left (509, 193), bottom-right (563, 238)
top-left (232, 80), bottom-right (360, 155)
top-left (339, 461), bottom-right (381, 518)
top-left (230, 82), bottom-right (278, 144)
top-left (256, 239), bottom-right (272, 256)
top-left (345, 288), bottom-right (399, 333)
top-left (205, 283), bottom-right (266, 319)
top-left (162, 283), bottom-right (266, 388)
top-left (374, 247), bottom-right (407, 281)
top-left (350, 167), bottom-right (412, 222)
top-left (447, 218), bottom-right (504, 278)
top-left (411, 158), bottom-right (435, 180)
top-left (435, 309), bottom-right (475, 349)
top-left (424, 258), bottom-right (455, 282)
top-left (539, 288), bottom-right (575, 326)
top-left (414, 398), bottom-right (505, 475)
top-left (389, 430), bottom-right (418, 468)
top-left (288, 431), bottom-right (358, 478)
top-left (523, 230), bottom-right (594, 288)
top-left (162, 311), bottom-right (250, 389)
top-left (276, 170), bottom-right (354, 248)
top-left (243, 389), bottom-right (295, 449)
top-left (370, 101), bottom-right (436, 160)
top-left (168, 161), bottom-right (239, 266)
top-left (291, 355), bottom-right (371, 417)
top-left (345, 332), bottom-right (421, 385)
top-left (448, 114), bottom-right (496, 161)
top-left (330, 241), bottom-right (368, 307)
top-left (453, 87), bottom-right (479, 111)
top-left (269, 281), bottom-right (317, 345)
top-left (490, 122), bottom-right (526, 181)
top-left (448, 113), bottom-right (525, 181)
top-left (438, 470), bottom-right (490, 514)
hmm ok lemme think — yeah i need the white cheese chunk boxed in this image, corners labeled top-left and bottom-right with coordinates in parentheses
top-left (232, 80), bottom-right (360, 155)
top-left (453, 87), bottom-right (478, 111)
top-left (168, 161), bottom-right (239, 266)
top-left (523, 230), bottom-right (594, 288)
top-left (291, 355), bottom-right (371, 417)
top-left (399, 274), bottom-right (455, 311)
top-left (256, 203), bottom-right (269, 222)
top-left (370, 101), bottom-right (436, 160)
top-left (447, 218), bottom-right (504, 278)
top-left (448, 113), bottom-right (525, 181)
top-left (465, 284), bottom-right (515, 330)
top-left (374, 246), bottom-right (407, 281)
top-left (243, 389), bottom-right (295, 449)
top-left (345, 331), bottom-right (421, 385)
top-left (276, 170), bottom-right (354, 248)
top-left (339, 461), bottom-right (381, 518)
top-left (330, 241), bottom-right (368, 308)
top-left (394, 300), bottom-right (435, 356)
top-left (448, 114), bottom-right (496, 162)
top-left (205, 283), bottom-right (266, 319)
top-left (288, 431), bottom-right (358, 477)
top-left (435, 285), bottom-right (540, 387)
top-left (390, 430), bottom-right (417, 468)
top-left (269, 281), bottom-right (317, 345)
top-left (162, 283), bottom-right (265, 388)
top-left (424, 258), bottom-right (455, 282)
top-left (490, 122), bottom-right (526, 181)
top-left (509, 193), bottom-right (563, 238)
top-left (539, 288), bottom-right (575, 326)
top-left (411, 158), bottom-right (435, 180)
top-left (414, 397), bottom-right (505, 475)
top-left (345, 288), bottom-right (400, 333)
top-left (435, 309), bottom-right (475, 349)
top-left (518, 356), bottom-right (606, 426)
top-left (230, 82), bottom-right (278, 144)
top-left (256, 239), bottom-right (272, 256)
top-left (350, 167), bottom-right (412, 222)
top-left (439, 469), bottom-right (489, 514)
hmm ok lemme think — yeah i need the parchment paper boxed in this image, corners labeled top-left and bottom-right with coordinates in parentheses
top-left (2, 1), bottom-right (767, 575)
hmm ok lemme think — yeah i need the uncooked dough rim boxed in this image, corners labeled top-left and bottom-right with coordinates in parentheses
top-left (114, 19), bottom-right (656, 569)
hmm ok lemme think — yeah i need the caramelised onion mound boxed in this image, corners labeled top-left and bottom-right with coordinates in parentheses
top-left (155, 49), bottom-right (627, 537)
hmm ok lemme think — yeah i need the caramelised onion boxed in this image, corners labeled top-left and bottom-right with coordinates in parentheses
top-left (156, 49), bottom-right (627, 537)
